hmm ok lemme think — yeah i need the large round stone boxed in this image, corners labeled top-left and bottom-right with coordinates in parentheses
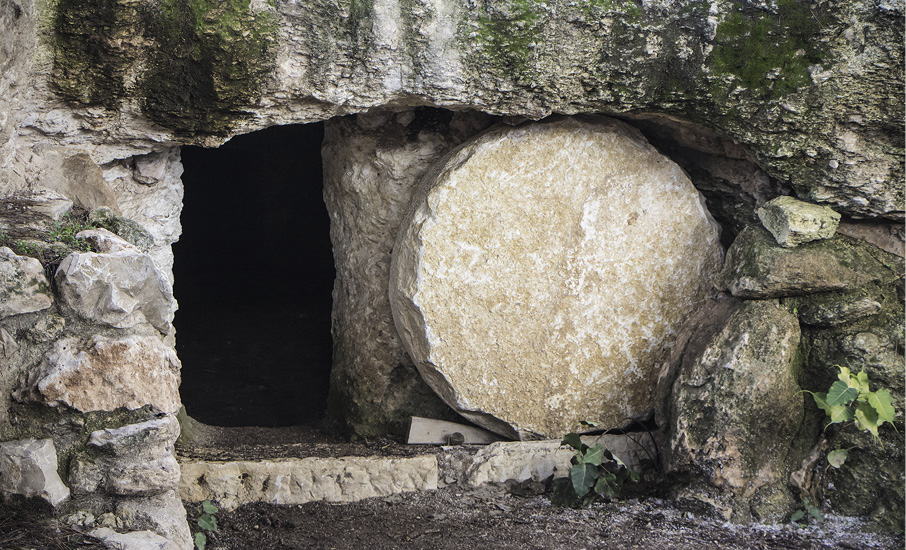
top-left (389, 117), bottom-right (724, 440)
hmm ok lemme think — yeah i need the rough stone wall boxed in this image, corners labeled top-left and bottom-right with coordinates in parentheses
top-left (322, 108), bottom-right (495, 437)
top-left (0, 0), bottom-right (902, 545)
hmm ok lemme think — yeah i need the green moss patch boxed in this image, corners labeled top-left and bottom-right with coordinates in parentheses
top-left (141, 0), bottom-right (279, 134)
top-left (710, 0), bottom-right (829, 99)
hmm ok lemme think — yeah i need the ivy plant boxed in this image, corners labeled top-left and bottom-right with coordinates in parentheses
top-left (808, 366), bottom-right (896, 468)
top-left (551, 422), bottom-right (639, 508)
top-left (193, 500), bottom-right (219, 550)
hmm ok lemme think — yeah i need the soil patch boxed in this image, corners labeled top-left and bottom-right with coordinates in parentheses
top-left (191, 485), bottom-right (902, 550)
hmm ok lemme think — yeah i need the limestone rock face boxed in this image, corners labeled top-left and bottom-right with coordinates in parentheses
top-left (71, 415), bottom-right (181, 497)
top-left (0, 438), bottom-right (70, 506)
top-left (757, 196), bottom-right (841, 247)
top-left (55, 248), bottom-right (175, 333)
top-left (719, 226), bottom-right (898, 298)
top-left (390, 117), bottom-right (724, 439)
top-left (0, 247), bottom-right (53, 319)
top-left (87, 528), bottom-right (169, 550)
top-left (20, 335), bottom-right (181, 414)
top-left (114, 491), bottom-right (192, 550)
top-left (658, 298), bottom-right (803, 522)
top-left (322, 110), bottom-right (495, 437)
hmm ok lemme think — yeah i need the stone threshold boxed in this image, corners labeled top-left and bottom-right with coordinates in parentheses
top-left (177, 426), bottom-right (656, 511)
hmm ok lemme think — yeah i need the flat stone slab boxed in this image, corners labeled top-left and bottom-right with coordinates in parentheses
top-left (389, 117), bottom-right (723, 439)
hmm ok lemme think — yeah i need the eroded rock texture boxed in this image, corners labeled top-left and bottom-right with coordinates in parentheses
top-left (19, 335), bottom-right (182, 414)
top-left (390, 117), bottom-right (723, 439)
top-left (322, 109), bottom-right (494, 436)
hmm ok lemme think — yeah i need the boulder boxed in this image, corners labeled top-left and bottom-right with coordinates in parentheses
top-left (55, 248), bottom-right (175, 333)
top-left (718, 226), bottom-right (897, 298)
top-left (658, 298), bottom-right (803, 522)
top-left (390, 117), bottom-right (723, 440)
top-left (0, 438), bottom-right (70, 506)
top-left (0, 247), bottom-right (53, 319)
top-left (71, 415), bottom-right (181, 497)
top-left (19, 335), bottom-right (181, 414)
top-left (88, 528), bottom-right (169, 550)
top-left (115, 490), bottom-right (193, 550)
top-left (757, 195), bottom-right (840, 247)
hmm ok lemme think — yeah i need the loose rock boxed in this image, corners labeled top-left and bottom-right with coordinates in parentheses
top-left (718, 226), bottom-right (896, 298)
top-left (0, 247), bottom-right (53, 319)
top-left (390, 117), bottom-right (723, 439)
top-left (55, 248), bottom-right (175, 333)
top-left (0, 438), bottom-right (70, 507)
top-left (88, 528), bottom-right (169, 550)
top-left (757, 195), bottom-right (841, 247)
top-left (659, 298), bottom-right (802, 522)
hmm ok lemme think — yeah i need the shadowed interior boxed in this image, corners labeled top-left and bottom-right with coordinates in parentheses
top-left (174, 123), bottom-right (335, 427)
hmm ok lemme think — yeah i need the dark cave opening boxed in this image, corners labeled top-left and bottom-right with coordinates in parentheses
top-left (174, 123), bottom-right (335, 427)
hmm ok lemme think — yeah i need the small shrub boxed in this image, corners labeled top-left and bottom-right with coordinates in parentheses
top-left (551, 422), bottom-right (639, 508)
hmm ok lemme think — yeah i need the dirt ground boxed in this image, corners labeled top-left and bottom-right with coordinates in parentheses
top-left (190, 485), bottom-right (902, 550)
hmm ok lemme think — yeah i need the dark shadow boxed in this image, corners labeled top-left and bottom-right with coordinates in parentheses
top-left (174, 123), bottom-right (334, 427)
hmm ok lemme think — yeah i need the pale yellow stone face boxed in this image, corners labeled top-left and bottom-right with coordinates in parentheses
top-left (390, 117), bottom-right (723, 440)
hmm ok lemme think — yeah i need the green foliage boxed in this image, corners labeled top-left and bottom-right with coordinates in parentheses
top-left (790, 496), bottom-right (823, 524)
top-left (710, 0), bottom-right (829, 99)
top-left (48, 214), bottom-right (93, 251)
top-left (551, 424), bottom-right (639, 508)
top-left (809, 366), bottom-right (896, 441)
top-left (193, 500), bottom-right (219, 550)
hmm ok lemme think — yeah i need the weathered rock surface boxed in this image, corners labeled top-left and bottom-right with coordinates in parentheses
top-left (658, 298), bottom-right (803, 522)
top-left (3, 1), bottom-right (901, 221)
top-left (462, 435), bottom-right (654, 488)
top-left (88, 528), bottom-right (169, 550)
top-left (718, 226), bottom-right (897, 298)
top-left (71, 415), bottom-right (181, 497)
top-left (757, 196), bottom-right (841, 247)
top-left (55, 248), bottom-right (175, 333)
top-left (322, 110), bottom-right (495, 437)
top-left (87, 208), bottom-right (154, 252)
top-left (788, 290), bottom-right (883, 327)
top-left (115, 491), bottom-right (192, 550)
top-left (19, 335), bottom-right (181, 414)
top-left (0, 247), bottom-right (52, 319)
top-left (0, 438), bottom-right (70, 506)
top-left (179, 455), bottom-right (439, 511)
top-left (390, 117), bottom-right (723, 440)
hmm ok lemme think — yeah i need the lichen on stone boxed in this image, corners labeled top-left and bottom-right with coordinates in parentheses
top-left (710, 0), bottom-right (830, 100)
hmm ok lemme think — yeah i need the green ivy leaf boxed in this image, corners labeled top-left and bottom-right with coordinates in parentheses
top-left (197, 514), bottom-right (218, 533)
top-left (826, 380), bottom-right (858, 408)
top-left (194, 532), bottom-right (207, 550)
top-left (868, 388), bottom-right (895, 424)
top-left (855, 370), bottom-right (871, 396)
top-left (855, 402), bottom-right (881, 437)
top-left (593, 473), bottom-right (618, 499)
top-left (837, 366), bottom-right (853, 383)
top-left (201, 500), bottom-right (219, 515)
top-left (581, 444), bottom-right (603, 466)
top-left (827, 448), bottom-right (848, 469)
top-left (570, 463), bottom-right (598, 498)
top-left (561, 433), bottom-right (583, 451)
top-left (812, 392), bottom-right (829, 412)
top-left (826, 404), bottom-right (854, 424)
top-left (790, 509), bottom-right (805, 523)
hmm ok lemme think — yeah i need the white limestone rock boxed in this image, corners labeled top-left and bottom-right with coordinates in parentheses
top-left (88, 528), bottom-right (169, 550)
top-left (0, 247), bottom-right (52, 319)
top-left (179, 455), bottom-right (438, 511)
top-left (0, 438), bottom-right (70, 506)
top-left (76, 228), bottom-right (142, 254)
top-left (115, 491), bottom-right (193, 550)
top-left (55, 248), bottom-right (175, 333)
top-left (19, 335), bottom-right (181, 414)
top-left (71, 416), bottom-right (181, 497)
top-left (757, 195), bottom-right (841, 247)
top-left (390, 117), bottom-right (724, 440)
